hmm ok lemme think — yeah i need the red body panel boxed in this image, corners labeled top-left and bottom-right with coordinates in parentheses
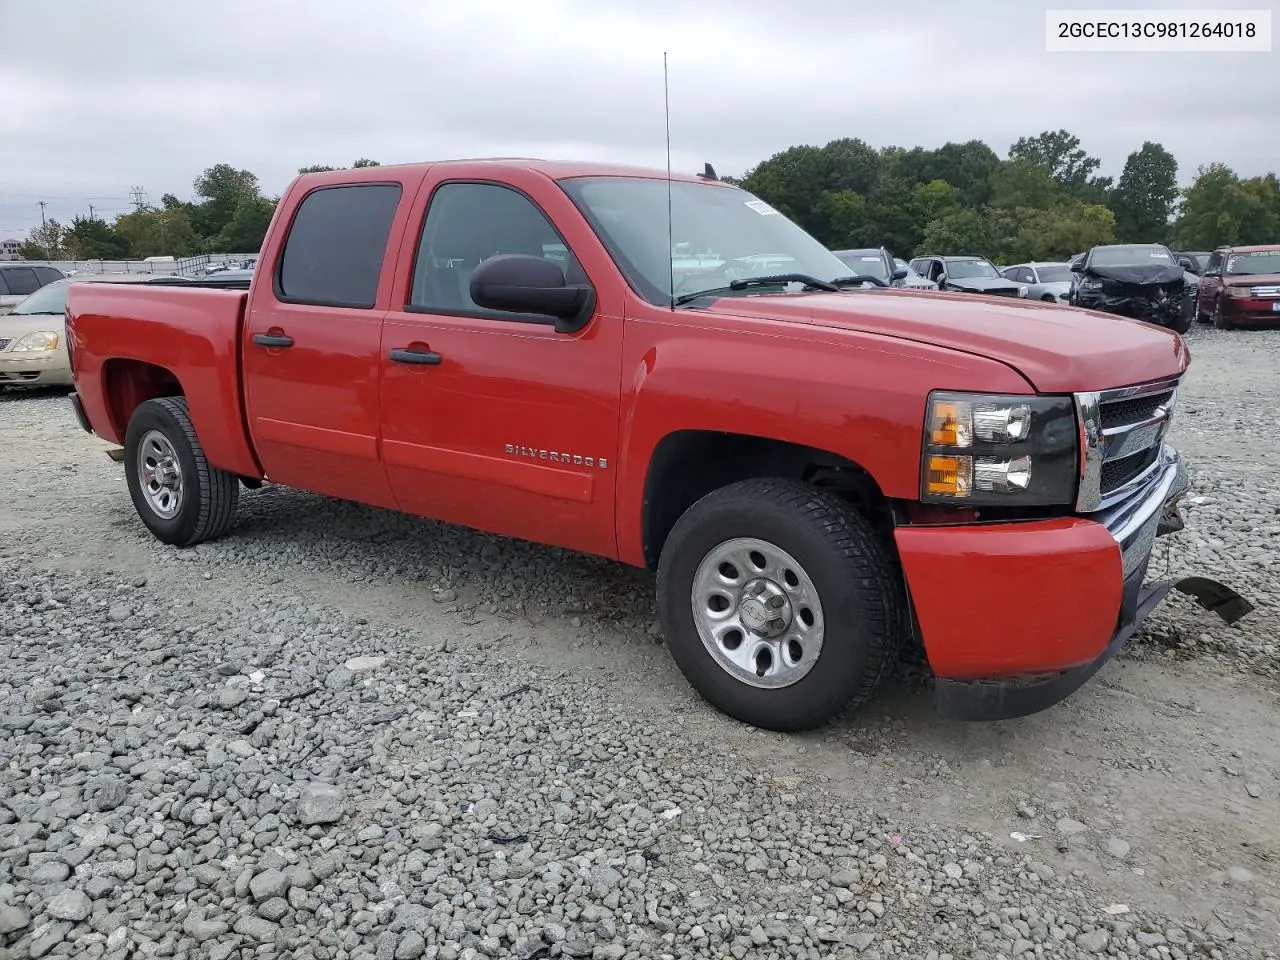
top-left (895, 518), bottom-right (1124, 679)
top-left (64, 284), bottom-right (261, 478)
top-left (64, 157), bottom-right (1192, 688)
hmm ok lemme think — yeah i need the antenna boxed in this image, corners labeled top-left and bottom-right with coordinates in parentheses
top-left (664, 51), bottom-right (674, 311)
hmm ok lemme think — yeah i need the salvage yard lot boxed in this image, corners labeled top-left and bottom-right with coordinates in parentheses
top-left (2, 325), bottom-right (1279, 960)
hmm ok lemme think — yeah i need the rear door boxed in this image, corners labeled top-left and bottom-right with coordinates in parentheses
top-left (240, 178), bottom-right (411, 508)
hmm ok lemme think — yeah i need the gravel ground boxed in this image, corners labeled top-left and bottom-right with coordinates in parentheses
top-left (1, 323), bottom-right (1279, 960)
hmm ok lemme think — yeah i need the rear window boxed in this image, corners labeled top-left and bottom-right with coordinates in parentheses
top-left (276, 183), bottom-right (402, 308)
top-left (1, 267), bottom-right (40, 296)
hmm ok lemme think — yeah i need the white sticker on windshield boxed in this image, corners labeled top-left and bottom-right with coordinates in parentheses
top-left (744, 200), bottom-right (779, 216)
top-left (860, 256), bottom-right (880, 261)
top-left (1150, 252), bottom-right (1170, 258)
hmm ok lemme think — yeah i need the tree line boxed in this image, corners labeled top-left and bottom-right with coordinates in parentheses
top-left (18, 159), bottom-right (381, 261)
top-left (17, 132), bottom-right (1280, 263)
top-left (731, 130), bottom-right (1280, 262)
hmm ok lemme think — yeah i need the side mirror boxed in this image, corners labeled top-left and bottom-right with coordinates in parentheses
top-left (891, 267), bottom-right (908, 282)
top-left (469, 254), bottom-right (595, 333)
top-left (936, 272), bottom-right (947, 285)
top-left (1070, 260), bottom-right (1084, 272)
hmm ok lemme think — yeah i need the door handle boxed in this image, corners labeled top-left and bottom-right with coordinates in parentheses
top-left (389, 348), bottom-right (442, 365)
top-left (252, 332), bottom-right (294, 348)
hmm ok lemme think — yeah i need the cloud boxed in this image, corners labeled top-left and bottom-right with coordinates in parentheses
top-left (1, 0), bottom-right (1274, 238)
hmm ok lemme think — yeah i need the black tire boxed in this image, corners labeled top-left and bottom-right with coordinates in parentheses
top-left (123, 396), bottom-right (239, 546)
top-left (655, 478), bottom-right (905, 732)
top-left (1212, 297), bottom-right (1233, 330)
top-left (1170, 305), bottom-right (1194, 335)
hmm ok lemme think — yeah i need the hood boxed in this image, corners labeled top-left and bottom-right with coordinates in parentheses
top-left (1083, 262), bottom-right (1184, 286)
top-left (0, 311), bottom-right (67, 346)
top-left (694, 288), bottom-right (1188, 394)
top-left (1225, 272), bottom-right (1280, 288)
top-left (946, 275), bottom-right (1019, 292)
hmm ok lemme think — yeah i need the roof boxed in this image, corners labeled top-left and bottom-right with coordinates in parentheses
top-left (292, 157), bottom-right (723, 187)
top-left (1216, 243), bottom-right (1280, 252)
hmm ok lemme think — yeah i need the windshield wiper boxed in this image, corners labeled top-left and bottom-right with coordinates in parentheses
top-left (831, 275), bottom-right (889, 288)
top-left (673, 273), bottom-right (838, 306)
top-left (11, 310), bottom-right (63, 316)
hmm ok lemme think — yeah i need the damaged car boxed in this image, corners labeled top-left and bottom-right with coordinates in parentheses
top-left (1069, 243), bottom-right (1193, 334)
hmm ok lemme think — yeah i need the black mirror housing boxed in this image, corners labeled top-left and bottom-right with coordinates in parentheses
top-left (469, 254), bottom-right (595, 332)
top-left (891, 267), bottom-right (908, 281)
top-left (1070, 260), bottom-right (1084, 272)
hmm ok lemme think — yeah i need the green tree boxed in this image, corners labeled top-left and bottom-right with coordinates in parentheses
top-left (1009, 129), bottom-right (1102, 196)
top-left (215, 195), bottom-right (277, 252)
top-left (19, 241), bottom-right (49, 260)
top-left (299, 159), bottom-right (381, 174)
top-left (1172, 163), bottom-right (1280, 248)
top-left (1111, 142), bottom-right (1179, 242)
top-left (64, 216), bottom-right (129, 259)
top-left (918, 208), bottom-right (993, 256)
top-left (114, 207), bottom-right (203, 258)
top-left (26, 220), bottom-right (65, 258)
top-left (189, 164), bottom-right (261, 240)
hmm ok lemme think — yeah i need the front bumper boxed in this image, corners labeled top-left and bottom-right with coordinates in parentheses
top-left (0, 349), bottom-right (72, 386)
top-left (896, 446), bottom-right (1213, 721)
top-left (1223, 297), bottom-right (1280, 326)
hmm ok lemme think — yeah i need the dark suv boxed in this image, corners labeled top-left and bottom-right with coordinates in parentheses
top-left (0, 264), bottom-right (66, 315)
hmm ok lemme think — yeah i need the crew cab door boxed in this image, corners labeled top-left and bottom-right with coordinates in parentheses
top-left (241, 179), bottom-right (410, 508)
top-left (378, 170), bottom-right (625, 558)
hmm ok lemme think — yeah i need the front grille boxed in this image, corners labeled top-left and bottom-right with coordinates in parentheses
top-left (0, 338), bottom-right (10, 351)
top-left (1100, 390), bottom-right (1174, 431)
top-left (1075, 376), bottom-right (1179, 512)
top-left (1250, 285), bottom-right (1280, 298)
top-left (1101, 446), bottom-right (1160, 494)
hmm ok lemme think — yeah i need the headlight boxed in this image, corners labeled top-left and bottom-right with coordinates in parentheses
top-left (11, 331), bottom-right (59, 352)
top-left (1079, 278), bottom-right (1102, 291)
top-left (921, 391), bottom-right (1078, 506)
top-left (1226, 287), bottom-right (1250, 298)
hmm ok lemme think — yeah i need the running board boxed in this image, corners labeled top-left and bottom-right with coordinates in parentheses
top-left (105, 447), bottom-right (125, 462)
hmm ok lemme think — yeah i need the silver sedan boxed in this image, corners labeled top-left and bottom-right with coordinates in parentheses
top-left (1000, 262), bottom-right (1074, 303)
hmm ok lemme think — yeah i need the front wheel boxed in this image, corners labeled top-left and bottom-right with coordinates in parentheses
top-left (655, 478), bottom-right (905, 732)
top-left (124, 396), bottom-right (239, 546)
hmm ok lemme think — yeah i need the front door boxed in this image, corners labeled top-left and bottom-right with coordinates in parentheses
top-left (241, 181), bottom-right (405, 508)
top-left (379, 175), bottom-right (624, 558)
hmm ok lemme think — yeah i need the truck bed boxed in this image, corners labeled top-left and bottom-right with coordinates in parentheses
top-left (66, 281), bottom-right (261, 478)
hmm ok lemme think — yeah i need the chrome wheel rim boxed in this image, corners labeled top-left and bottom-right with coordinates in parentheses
top-left (138, 430), bottom-right (184, 520)
top-left (690, 537), bottom-right (825, 689)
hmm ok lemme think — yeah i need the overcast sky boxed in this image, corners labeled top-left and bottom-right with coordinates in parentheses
top-left (2, 0), bottom-right (1275, 241)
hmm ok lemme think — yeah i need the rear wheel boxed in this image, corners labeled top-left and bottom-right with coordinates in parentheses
top-left (656, 478), bottom-right (905, 732)
top-left (124, 396), bottom-right (239, 546)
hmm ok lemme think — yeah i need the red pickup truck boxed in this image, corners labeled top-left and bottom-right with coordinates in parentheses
top-left (65, 159), bottom-right (1213, 731)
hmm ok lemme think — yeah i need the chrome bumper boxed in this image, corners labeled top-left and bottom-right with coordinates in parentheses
top-left (1092, 443), bottom-right (1189, 577)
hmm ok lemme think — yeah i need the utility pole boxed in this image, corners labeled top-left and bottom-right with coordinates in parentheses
top-left (89, 205), bottom-right (95, 221)
top-left (129, 186), bottom-right (150, 211)
top-left (38, 200), bottom-right (47, 228)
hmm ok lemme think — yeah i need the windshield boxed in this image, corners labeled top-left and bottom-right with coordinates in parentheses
top-left (1034, 265), bottom-right (1072, 282)
top-left (559, 176), bottom-right (854, 305)
top-left (944, 259), bottom-right (1001, 279)
top-left (834, 251), bottom-right (890, 279)
top-left (1226, 250), bottom-right (1280, 275)
top-left (1090, 245), bottom-right (1173, 267)
top-left (9, 279), bottom-right (69, 315)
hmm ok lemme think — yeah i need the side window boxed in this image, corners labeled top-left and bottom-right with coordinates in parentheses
top-left (0, 273), bottom-right (9, 295)
top-left (1207, 252), bottom-right (1222, 273)
top-left (35, 267), bottom-right (64, 285)
top-left (1, 268), bottom-right (40, 296)
top-left (408, 181), bottom-right (585, 318)
top-left (276, 183), bottom-right (402, 308)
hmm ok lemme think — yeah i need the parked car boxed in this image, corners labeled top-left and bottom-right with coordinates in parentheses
top-left (1174, 250), bottom-right (1212, 273)
top-left (893, 258), bottom-right (937, 289)
top-left (1069, 243), bottom-right (1193, 333)
top-left (908, 255), bottom-right (1024, 297)
top-left (1, 274), bottom-right (192, 390)
top-left (66, 157), bottom-right (1243, 731)
top-left (1194, 244), bottom-right (1280, 328)
top-left (1000, 262), bottom-right (1074, 303)
top-left (830, 247), bottom-right (909, 287)
top-left (0, 263), bottom-right (66, 315)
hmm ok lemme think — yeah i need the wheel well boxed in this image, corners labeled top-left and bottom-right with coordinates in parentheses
top-left (103, 359), bottom-right (184, 438)
top-left (641, 430), bottom-right (895, 570)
